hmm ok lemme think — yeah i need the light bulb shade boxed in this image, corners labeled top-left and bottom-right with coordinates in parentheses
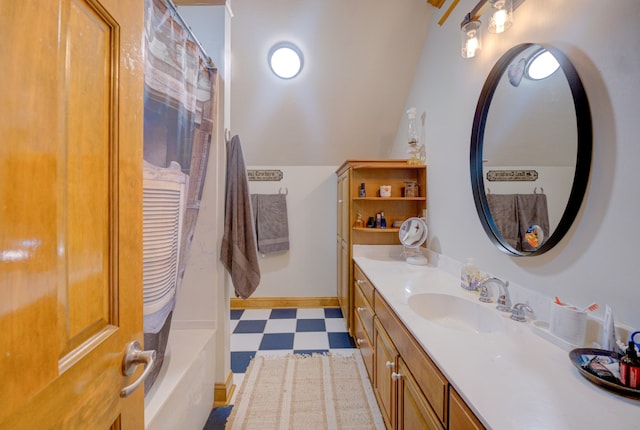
top-left (526, 49), bottom-right (560, 80)
top-left (461, 19), bottom-right (482, 59)
top-left (488, 0), bottom-right (513, 34)
top-left (268, 43), bottom-right (303, 79)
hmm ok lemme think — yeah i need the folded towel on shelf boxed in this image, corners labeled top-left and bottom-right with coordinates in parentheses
top-left (220, 135), bottom-right (261, 299)
top-left (251, 193), bottom-right (290, 254)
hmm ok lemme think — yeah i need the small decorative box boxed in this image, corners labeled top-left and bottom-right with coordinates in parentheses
top-left (403, 181), bottom-right (419, 197)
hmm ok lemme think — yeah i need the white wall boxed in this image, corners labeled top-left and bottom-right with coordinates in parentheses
top-left (176, 5), bottom-right (227, 77)
top-left (239, 166), bottom-right (338, 298)
top-left (391, 0), bottom-right (640, 328)
top-left (229, 0), bottom-right (431, 166)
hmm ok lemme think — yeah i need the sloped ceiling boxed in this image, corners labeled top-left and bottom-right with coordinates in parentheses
top-left (230, 0), bottom-right (434, 165)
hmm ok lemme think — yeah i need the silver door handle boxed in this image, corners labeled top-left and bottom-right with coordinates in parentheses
top-left (120, 340), bottom-right (157, 398)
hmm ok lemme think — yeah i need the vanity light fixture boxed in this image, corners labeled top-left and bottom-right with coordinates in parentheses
top-left (268, 42), bottom-right (303, 79)
top-left (461, 15), bottom-right (482, 59)
top-left (487, 0), bottom-right (513, 34)
top-left (460, 0), bottom-right (519, 58)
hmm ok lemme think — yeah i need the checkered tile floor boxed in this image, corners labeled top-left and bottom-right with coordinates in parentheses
top-left (204, 307), bottom-right (357, 428)
top-left (229, 307), bottom-right (356, 401)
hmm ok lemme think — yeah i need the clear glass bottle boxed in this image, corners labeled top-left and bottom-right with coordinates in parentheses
top-left (406, 107), bottom-right (422, 165)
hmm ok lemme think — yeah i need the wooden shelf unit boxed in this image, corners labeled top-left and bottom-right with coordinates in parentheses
top-left (336, 160), bottom-right (427, 335)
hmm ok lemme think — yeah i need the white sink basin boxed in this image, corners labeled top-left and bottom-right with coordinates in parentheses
top-left (407, 293), bottom-right (505, 334)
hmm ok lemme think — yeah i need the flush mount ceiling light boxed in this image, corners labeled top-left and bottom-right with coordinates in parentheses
top-left (526, 49), bottom-right (560, 80)
top-left (268, 43), bottom-right (303, 79)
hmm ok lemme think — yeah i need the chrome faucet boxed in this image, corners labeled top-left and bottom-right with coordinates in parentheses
top-left (511, 303), bottom-right (533, 322)
top-left (478, 277), bottom-right (512, 312)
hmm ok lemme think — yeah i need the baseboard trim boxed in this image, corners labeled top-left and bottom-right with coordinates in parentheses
top-left (213, 371), bottom-right (235, 407)
top-left (230, 296), bottom-right (340, 309)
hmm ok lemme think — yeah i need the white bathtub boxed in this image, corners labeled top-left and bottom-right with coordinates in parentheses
top-left (144, 328), bottom-right (217, 430)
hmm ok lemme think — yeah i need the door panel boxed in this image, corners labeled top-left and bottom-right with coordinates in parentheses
top-left (0, 0), bottom-right (144, 428)
top-left (64, 0), bottom-right (115, 357)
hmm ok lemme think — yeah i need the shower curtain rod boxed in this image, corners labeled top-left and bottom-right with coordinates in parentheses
top-left (165, 0), bottom-right (216, 70)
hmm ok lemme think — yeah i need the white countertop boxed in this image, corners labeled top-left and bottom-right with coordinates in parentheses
top-left (353, 245), bottom-right (640, 430)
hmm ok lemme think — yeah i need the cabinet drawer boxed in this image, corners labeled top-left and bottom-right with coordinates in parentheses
top-left (375, 291), bottom-right (448, 424)
top-left (354, 282), bottom-right (374, 341)
top-left (354, 264), bottom-right (375, 305)
top-left (353, 310), bottom-right (374, 379)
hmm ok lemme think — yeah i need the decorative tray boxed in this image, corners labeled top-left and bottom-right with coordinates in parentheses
top-left (569, 348), bottom-right (640, 399)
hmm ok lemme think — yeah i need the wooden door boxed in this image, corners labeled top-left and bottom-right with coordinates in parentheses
top-left (0, 0), bottom-right (144, 428)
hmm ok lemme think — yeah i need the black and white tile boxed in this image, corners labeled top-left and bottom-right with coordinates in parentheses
top-left (204, 307), bottom-right (356, 429)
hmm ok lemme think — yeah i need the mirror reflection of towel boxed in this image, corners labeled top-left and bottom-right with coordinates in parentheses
top-left (486, 194), bottom-right (519, 249)
top-left (517, 194), bottom-right (549, 251)
top-left (486, 193), bottom-right (550, 251)
top-left (251, 194), bottom-right (290, 254)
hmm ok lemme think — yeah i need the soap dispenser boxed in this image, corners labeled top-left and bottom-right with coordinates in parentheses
top-left (461, 258), bottom-right (480, 291)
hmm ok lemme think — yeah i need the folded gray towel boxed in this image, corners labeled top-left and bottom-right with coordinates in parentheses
top-left (517, 193), bottom-right (550, 251)
top-left (486, 193), bottom-right (551, 251)
top-left (251, 193), bottom-right (290, 254)
top-left (486, 194), bottom-right (520, 249)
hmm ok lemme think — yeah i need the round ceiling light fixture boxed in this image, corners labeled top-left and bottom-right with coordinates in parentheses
top-left (268, 43), bottom-right (303, 79)
top-left (526, 49), bottom-right (560, 80)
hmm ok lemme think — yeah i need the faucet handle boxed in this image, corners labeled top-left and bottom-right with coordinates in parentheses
top-left (478, 285), bottom-right (493, 303)
top-left (510, 303), bottom-right (533, 322)
top-left (495, 280), bottom-right (511, 312)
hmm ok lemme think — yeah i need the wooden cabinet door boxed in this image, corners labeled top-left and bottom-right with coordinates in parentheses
top-left (449, 388), bottom-right (485, 430)
top-left (353, 311), bottom-right (374, 379)
top-left (396, 359), bottom-right (444, 430)
top-left (0, 0), bottom-right (144, 428)
top-left (339, 172), bottom-right (350, 239)
top-left (336, 172), bottom-right (351, 332)
top-left (338, 238), bottom-right (350, 332)
top-left (374, 319), bottom-right (398, 429)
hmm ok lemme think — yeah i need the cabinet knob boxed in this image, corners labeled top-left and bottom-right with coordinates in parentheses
top-left (356, 338), bottom-right (364, 345)
top-left (385, 361), bottom-right (395, 369)
top-left (391, 372), bottom-right (403, 381)
top-left (356, 279), bottom-right (364, 285)
top-left (357, 306), bottom-right (365, 312)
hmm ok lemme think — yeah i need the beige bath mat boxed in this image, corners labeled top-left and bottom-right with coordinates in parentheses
top-left (226, 353), bottom-right (385, 429)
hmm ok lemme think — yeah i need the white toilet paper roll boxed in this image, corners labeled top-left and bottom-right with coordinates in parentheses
top-left (549, 302), bottom-right (587, 346)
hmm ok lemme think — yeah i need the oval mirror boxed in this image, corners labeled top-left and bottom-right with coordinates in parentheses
top-left (399, 217), bottom-right (429, 265)
top-left (470, 43), bottom-right (592, 256)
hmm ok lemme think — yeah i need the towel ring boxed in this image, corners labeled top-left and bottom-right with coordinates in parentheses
top-left (279, 187), bottom-right (288, 196)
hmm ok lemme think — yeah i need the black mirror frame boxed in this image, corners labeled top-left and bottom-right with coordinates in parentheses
top-left (470, 43), bottom-right (592, 256)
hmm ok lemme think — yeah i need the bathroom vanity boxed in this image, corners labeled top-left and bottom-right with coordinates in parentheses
top-left (352, 245), bottom-right (640, 429)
